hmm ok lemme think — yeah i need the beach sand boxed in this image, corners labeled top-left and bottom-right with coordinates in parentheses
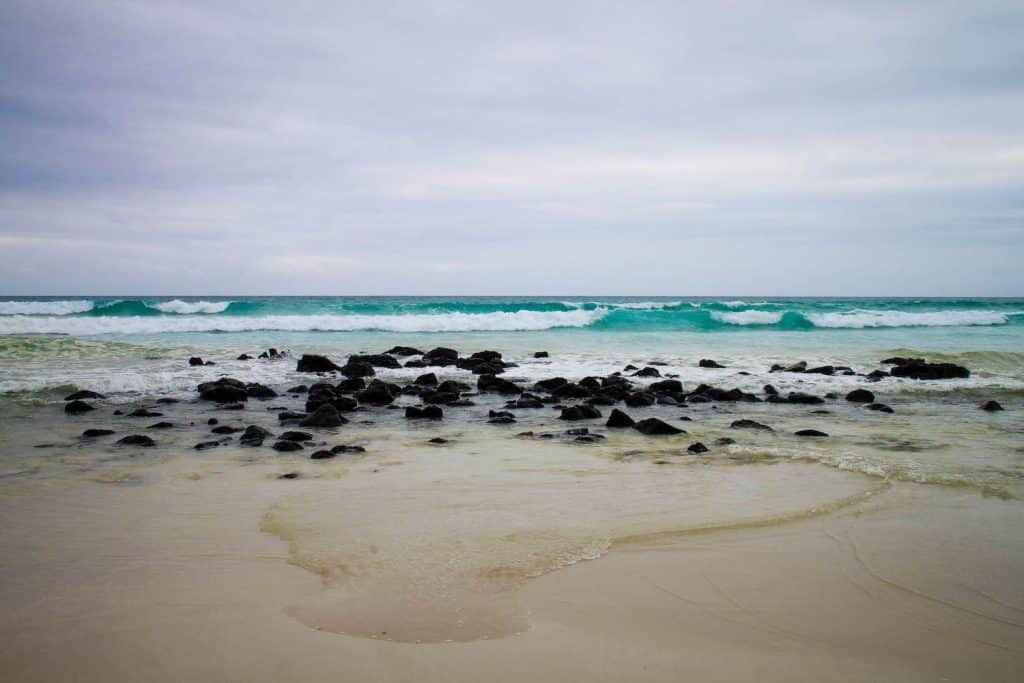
top-left (2, 456), bottom-right (1021, 682)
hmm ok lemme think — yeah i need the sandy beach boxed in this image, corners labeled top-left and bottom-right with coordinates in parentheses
top-left (2, 446), bottom-right (1021, 682)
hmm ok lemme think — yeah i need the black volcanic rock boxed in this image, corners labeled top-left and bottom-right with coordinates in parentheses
top-left (889, 359), bottom-right (969, 380)
top-left (687, 442), bottom-right (709, 454)
top-left (606, 409), bottom-right (635, 428)
top-left (730, 419), bottom-right (773, 431)
top-left (272, 441), bottom-right (304, 452)
top-left (65, 390), bottom-right (105, 401)
top-left (634, 418), bottom-right (684, 435)
top-left (981, 400), bottom-right (1004, 412)
top-left (406, 405), bottom-right (444, 420)
top-left (300, 404), bottom-right (348, 428)
top-left (631, 367), bottom-right (662, 378)
top-left (348, 353), bottom-right (402, 369)
top-left (795, 429), bottom-right (828, 437)
top-left (64, 400), bottom-right (95, 414)
top-left (296, 354), bottom-right (342, 373)
top-left (82, 429), bottom-right (115, 438)
top-left (117, 435), bottom-right (155, 447)
top-left (846, 389), bottom-right (875, 403)
top-left (559, 405), bottom-right (602, 421)
top-left (699, 359), bottom-right (725, 368)
top-left (864, 403), bottom-right (894, 413)
top-left (340, 361), bottom-right (376, 378)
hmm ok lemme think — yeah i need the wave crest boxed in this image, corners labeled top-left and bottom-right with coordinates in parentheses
top-left (150, 299), bottom-right (232, 314)
top-left (807, 309), bottom-right (1012, 328)
top-left (0, 308), bottom-right (608, 334)
top-left (0, 300), bottom-right (94, 316)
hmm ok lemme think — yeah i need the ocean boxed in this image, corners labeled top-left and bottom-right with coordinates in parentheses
top-left (1, 295), bottom-right (1022, 644)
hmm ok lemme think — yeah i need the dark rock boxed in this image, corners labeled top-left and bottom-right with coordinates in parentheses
top-left (981, 400), bottom-right (1004, 412)
top-left (310, 450), bottom-right (336, 460)
top-left (534, 351), bottom-right (549, 358)
top-left (730, 419), bottom-right (773, 431)
top-left (81, 429), bottom-right (116, 438)
top-left (64, 400), bottom-right (94, 414)
top-left (211, 425), bottom-right (242, 434)
top-left (428, 437), bottom-right (449, 444)
top-left (512, 396), bottom-right (545, 409)
top-left (559, 405), bottom-right (602, 421)
top-left (795, 429), bottom-right (828, 437)
top-left (422, 390), bottom-right (460, 405)
top-left (156, 398), bottom-right (179, 404)
top-left (113, 410), bottom-right (123, 415)
top-left (277, 411), bottom-right (307, 424)
top-left (386, 345), bottom-right (425, 356)
top-left (404, 359), bottom-right (428, 368)
top-left (207, 418), bottom-right (219, 425)
top-left (280, 431), bottom-right (313, 442)
top-left (477, 374), bottom-right (521, 395)
top-left (331, 445), bottom-right (366, 454)
top-left (272, 441), bottom-right (304, 452)
top-left (194, 441), bottom-right (221, 451)
top-left (864, 403), bottom-right (894, 413)
top-left (147, 422), bottom-right (174, 429)
top-left (865, 370), bottom-right (889, 381)
top-left (336, 378), bottom-right (367, 393)
top-left (296, 354), bottom-right (342, 373)
top-left (415, 373), bottom-right (439, 386)
top-left (405, 405), bottom-right (444, 420)
top-left (552, 382), bottom-right (591, 399)
top-left (687, 442), bottom-right (709, 454)
top-left (764, 385), bottom-right (778, 396)
top-left (356, 382), bottom-right (397, 405)
top-left (341, 361), bottom-right (376, 378)
top-left (65, 390), bottom-right (105, 401)
top-left (128, 408), bottom-right (163, 418)
top-left (117, 435), bottom-right (155, 447)
top-left (348, 353), bottom-right (402, 369)
top-left (699, 359), bottom-right (725, 368)
top-left (882, 356), bottom-right (924, 365)
top-left (785, 361), bottom-right (808, 373)
top-left (300, 404), bottom-right (348, 428)
top-left (198, 380), bottom-right (248, 403)
top-left (287, 385), bottom-right (309, 394)
top-left (219, 403), bottom-right (245, 411)
top-left (470, 350), bottom-right (502, 362)
top-left (623, 364), bottom-right (638, 372)
top-left (624, 392), bottom-right (656, 407)
top-left (714, 437), bottom-right (736, 445)
top-left (634, 418), bottom-right (684, 435)
top-left (631, 367), bottom-right (661, 378)
top-left (189, 357), bottom-right (205, 366)
top-left (424, 347), bottom-right (459, 363)
top-left (534, 377), bottom-right (569, 392)
top-left (786, 392), bottom-right (825, 405)
top-left (846, 389), bottom-right (875, 403)
top-left (488, 415), bottom-right (517, 424)
top-left (804, 365), bottom-right (835, 376)
top-left (246, 383), bottom-right (277, 399)
top-left (649, 379), bottom-right (684, 394)
top-left (889, 360), bottom-right (969, 380)
top-left (237, 354), bottom-right (253, 361)
top-left (277, 472), bottom-right (300, 479)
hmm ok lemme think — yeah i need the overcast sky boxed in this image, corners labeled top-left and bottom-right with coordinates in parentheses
top-left (0, 0), bottom-right (1021, 295)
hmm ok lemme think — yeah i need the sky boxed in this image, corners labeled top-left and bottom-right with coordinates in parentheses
top-left (0, 0), bottom-right (1022, 296)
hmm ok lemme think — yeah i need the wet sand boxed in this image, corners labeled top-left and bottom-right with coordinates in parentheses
top-left (1, 456), bottom-right (1021, 682)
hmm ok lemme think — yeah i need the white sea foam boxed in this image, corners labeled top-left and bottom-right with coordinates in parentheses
top-left (720, 300), bottom-right (769, 308)
top-left (151, 299), bottom-right (232, 314)
top-left (806, 309), bottom-right (1010, 328)
top-left (0, 300), bottom-right (95, 315)
top-left (0, 308), bottom-right (609, 335)
top-left (562, 301), bottom-right (681, 310)
top-left (711, 310), bottom-right (784, 325)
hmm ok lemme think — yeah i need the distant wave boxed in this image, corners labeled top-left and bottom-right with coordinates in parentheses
top-left (150, 299), bottom-right (232, 314)
top-left (711, 310), bottom-right (784, 325)
top-left (806, 309), bottom-right (1013, 328)
top-left (562, 300), bottom-right (683, 310)
top-left (0, 309), bottom-right (608, 334)
top-left (0, 300), bottom-right (95, 315)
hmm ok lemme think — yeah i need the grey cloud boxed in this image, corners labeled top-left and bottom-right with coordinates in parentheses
top-left (0, 0), bottom-right (1021, 295)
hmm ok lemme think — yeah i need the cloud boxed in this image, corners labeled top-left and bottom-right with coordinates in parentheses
top-left (0, 0), bottom-right (1021, 295)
